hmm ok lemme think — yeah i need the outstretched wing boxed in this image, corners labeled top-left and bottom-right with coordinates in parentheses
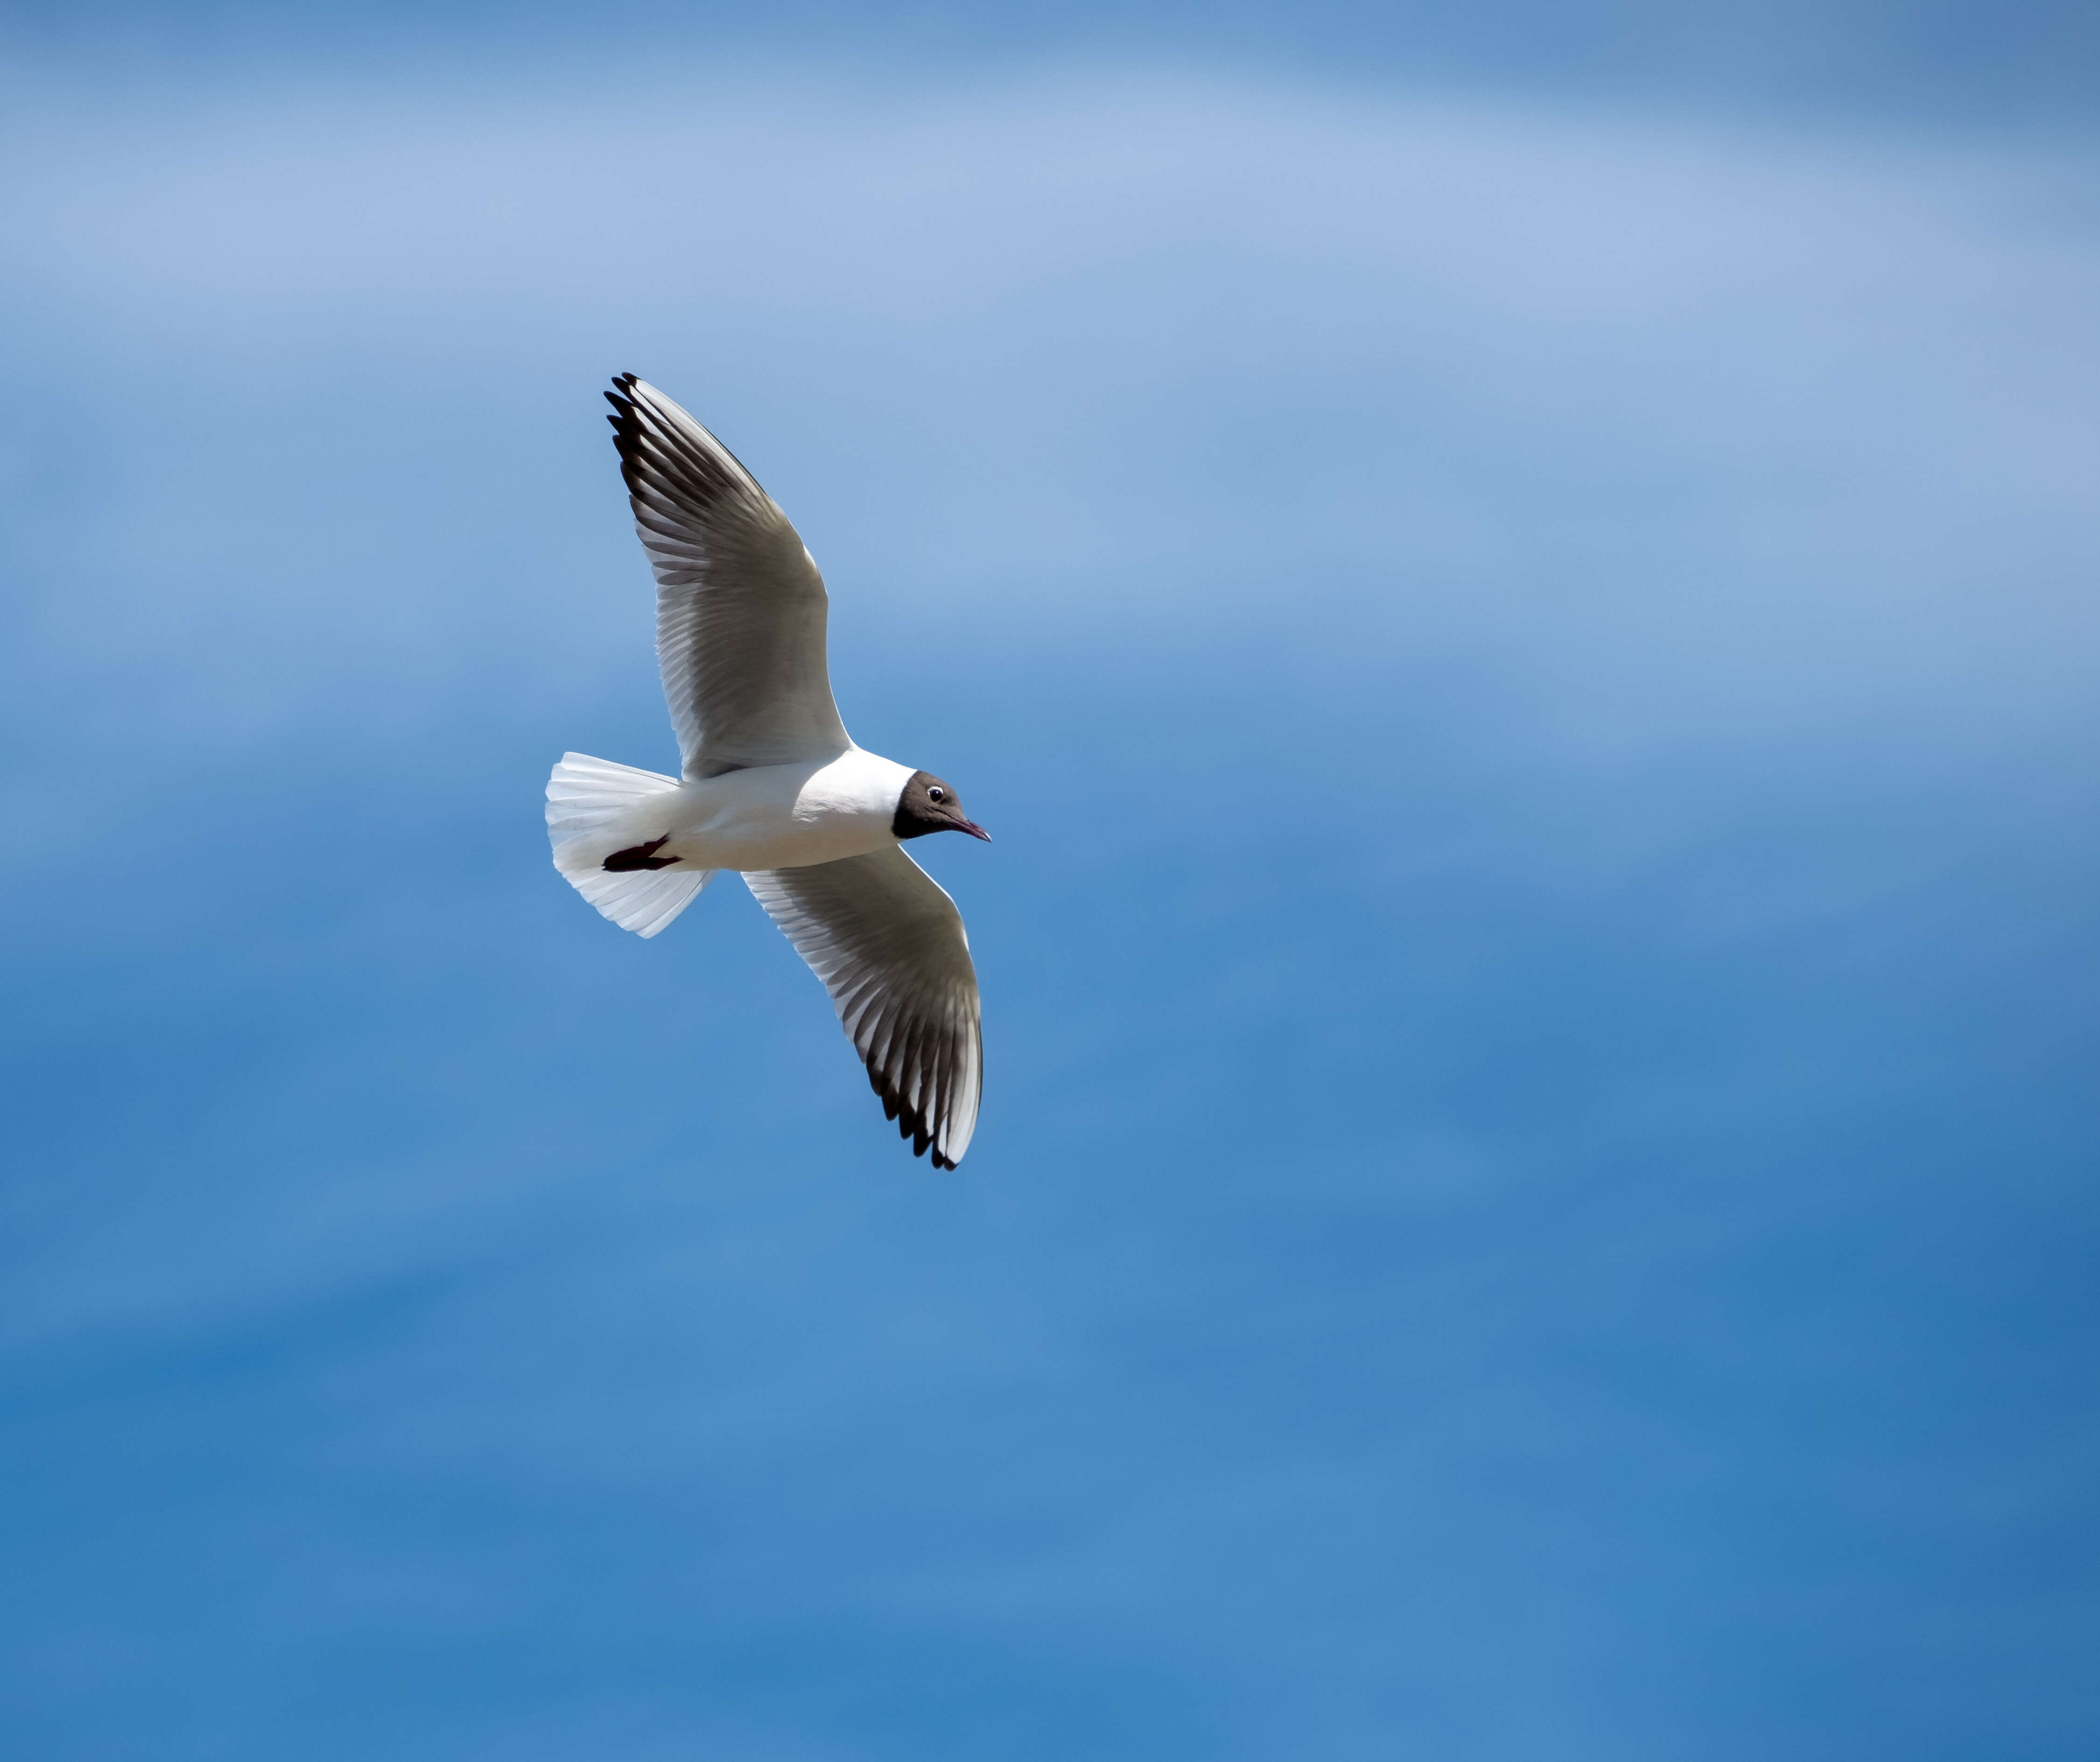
top-left (745, 847), bottom-right (983, 1170)
top-left (606, 375), bottom-right (851, 779)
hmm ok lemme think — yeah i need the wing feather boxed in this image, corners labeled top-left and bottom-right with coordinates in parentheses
top-left (605, 375), bottom-right (851, 779)
top-left (745, 848), bottom-right (983, 1169)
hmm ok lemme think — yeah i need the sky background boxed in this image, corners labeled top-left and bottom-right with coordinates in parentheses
top-left (2, 4), bottom-right (2097, 1758)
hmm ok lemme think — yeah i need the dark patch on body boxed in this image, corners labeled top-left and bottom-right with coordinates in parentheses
top-left (604, 835), bottom-right (681, 872)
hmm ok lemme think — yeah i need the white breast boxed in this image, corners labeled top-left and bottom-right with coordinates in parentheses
top-left (655, 747), bottom-right (915, 872)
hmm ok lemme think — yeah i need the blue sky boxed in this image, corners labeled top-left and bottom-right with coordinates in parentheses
top-left (2, 6), bottom-right (2097, 1758)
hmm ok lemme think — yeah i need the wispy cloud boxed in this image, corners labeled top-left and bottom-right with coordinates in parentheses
top-left (4, 65), bottom-right (2095, 790)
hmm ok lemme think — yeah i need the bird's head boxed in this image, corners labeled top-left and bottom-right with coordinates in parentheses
top-left (892, 771), bottom-right (990, 842)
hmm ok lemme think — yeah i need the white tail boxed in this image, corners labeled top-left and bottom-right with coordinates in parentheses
top-left (545, 751), bottom-right (714, 939)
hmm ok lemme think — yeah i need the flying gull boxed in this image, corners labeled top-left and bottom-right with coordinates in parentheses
top-left (546, 376), bottom-right (988, 1169)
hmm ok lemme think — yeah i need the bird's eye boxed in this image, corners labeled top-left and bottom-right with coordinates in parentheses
top-left (927, 786), bottom-right (946, 802)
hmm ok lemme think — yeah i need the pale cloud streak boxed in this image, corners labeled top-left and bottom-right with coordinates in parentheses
top-left (2, 63), bottom-right (2096, 776)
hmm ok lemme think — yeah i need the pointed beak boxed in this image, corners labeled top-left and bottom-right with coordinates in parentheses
top-left (954, 817), bottom-right (991, 842)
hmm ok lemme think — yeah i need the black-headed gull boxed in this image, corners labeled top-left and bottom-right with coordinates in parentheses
top-left (547, 376), bottom-right (988, 1169)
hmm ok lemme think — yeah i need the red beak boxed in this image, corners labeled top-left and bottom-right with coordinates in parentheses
top-left (955, 818), bottom-right (991, 842)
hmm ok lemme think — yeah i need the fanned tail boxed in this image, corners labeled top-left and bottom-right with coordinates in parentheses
top-left (545, 752), bottom-right (714, 938)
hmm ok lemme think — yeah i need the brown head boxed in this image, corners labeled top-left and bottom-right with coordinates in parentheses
top-left (892, 771), bottom-right (990, 842)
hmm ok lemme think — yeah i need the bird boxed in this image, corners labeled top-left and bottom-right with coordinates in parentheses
top-left (546, 375), bottom-right (989, 1169)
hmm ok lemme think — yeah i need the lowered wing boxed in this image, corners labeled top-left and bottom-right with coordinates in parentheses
top-left (745, 847), bottom-right (983, 1169)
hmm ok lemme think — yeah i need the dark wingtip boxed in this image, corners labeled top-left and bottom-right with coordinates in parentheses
top-left (604, 383), bottom-right (644, 477)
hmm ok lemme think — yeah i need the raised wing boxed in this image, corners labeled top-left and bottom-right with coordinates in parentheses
top-left (606, 375), bottom-right (851, 779)
top-left (745, 847), bottom-right (983, 1170)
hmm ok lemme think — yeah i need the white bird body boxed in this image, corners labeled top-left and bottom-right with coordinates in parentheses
top-left (568, 748), bottom-right (916, 874)
top-left (545, 375), bottom-right (990, 1168)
